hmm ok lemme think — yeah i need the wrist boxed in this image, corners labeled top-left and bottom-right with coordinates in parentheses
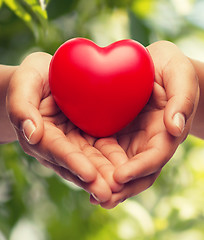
top-left (0, 65), bottom-right (18, 143)
top-left (188, 58), bottom-right (204, 139)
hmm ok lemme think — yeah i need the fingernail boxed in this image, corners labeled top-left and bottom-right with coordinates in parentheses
top-left (125, 176), bottom-right (135, 183)
top-left (116, 198), bottom-right (126, 206)
top-left (77, 175), bottom-right (86, 182)
top-left (22, 119), bottom-right (36, 144)
top-left (91, 193), bottom-right (100, 202)
top-left (173, 113), bottom-right (185, 134)
top-left (120, 197), bottom-right (127, 203)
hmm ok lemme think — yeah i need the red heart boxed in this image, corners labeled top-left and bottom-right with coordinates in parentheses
top-left (49, 38), bottom-right (154, 137)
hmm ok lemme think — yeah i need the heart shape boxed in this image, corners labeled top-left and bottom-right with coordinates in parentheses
top-left (49, 38), bottom-right (154, 137)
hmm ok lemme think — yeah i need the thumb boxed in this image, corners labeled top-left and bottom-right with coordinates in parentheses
top-left (164, 95), bottom-right (198, 137)
top-left (7, 68), bottom-right (44, 145)
top-left (6, 52), bottom-right (52, 144)
top-left (163, 58), bottom-right (199, 137)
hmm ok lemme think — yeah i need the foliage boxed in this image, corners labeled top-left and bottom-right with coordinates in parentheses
top-left (1, 0), bottom-right (204, 239)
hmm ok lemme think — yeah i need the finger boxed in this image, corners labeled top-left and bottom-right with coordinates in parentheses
top-left (94, 137), bottom-right (129, 167)
top-left (39, 123), bottom-right (97, 183)
top-left (126, 131), bottom-right (147, 158)
top-left (38, 158), bottom-right (112, 203)
top-left (114, 131), bottom-right (177, 184)
top-left (6, 52), bottom-right (52, 144)
top-left (38, 158), bottom-right (77, 183)
top-left (82, 174), bottom-right (112, 203)
top-left (18, 123), bottom-right (101, 185)
top-left (69, 130), bottom-right (123, 192)
top-left (163, 54), bottom-right (199, 137)
top-left (57, 168), bottom-right (112, 203)
top-left (99, 172), bottom-right (160, 209)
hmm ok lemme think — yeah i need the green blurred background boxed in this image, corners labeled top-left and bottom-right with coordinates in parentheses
top-left (1, 0), bottom-right (204, 239)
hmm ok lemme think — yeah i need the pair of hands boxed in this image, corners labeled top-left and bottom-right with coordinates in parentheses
top-left (6, 41), bottom-right (199, 209)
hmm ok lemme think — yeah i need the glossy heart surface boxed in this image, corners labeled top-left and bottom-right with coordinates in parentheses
top-left (49, 38), bottom-right (154, 137)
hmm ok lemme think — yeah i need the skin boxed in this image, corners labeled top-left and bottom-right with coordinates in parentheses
top-left (0, 65), bottom-right (18, 143)
top-left (5, 53), bottom-right (126, 203)
top-left (0, 40), bottom-right (202, 209)
top-left (92, 41), bottom-right (200, 208)
top-left (189, 58), bottom-right (204, 139)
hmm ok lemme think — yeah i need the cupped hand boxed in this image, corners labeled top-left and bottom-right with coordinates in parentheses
top-left (92, 41), bottom-right (199, 209)
top-left (6, 52), bottom-right (126, 203)
top-left (6, 41), bottom-right (199, 210)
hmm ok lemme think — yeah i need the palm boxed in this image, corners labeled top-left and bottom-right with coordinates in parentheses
top-left (93, 77), bottom-right (181, 176)
top-left (118, 107), bottom-right (170, 158)
top-left (36, 89), bottom-right (125, 202)
top-left (93, 73), bottom-right (188, 208)
top-left (114, 86), bottom-right (181, 181)
top-left (9, 45), bottom-right (199, 209)
top-left (117, 80), bottom-right (179, 158)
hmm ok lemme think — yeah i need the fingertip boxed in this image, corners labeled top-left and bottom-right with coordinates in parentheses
top-left (20, 106), bottom-right (44, 145)
top-left (90, 194), bottom-right (100, 205)
top-left (112, 182), bottom-right (124, 193)
top-left (88, 175), bottom-right (112, 203)
top-left (108, 175), bottom-right (124, 192)
top-left (9, 107), bottom-right (44, 145)
top-left (7, 90), bottom-right (44, 145)
top-left (91, 193), bottom-right (100, 203)
top-left (90, 190), bottom-right (111, 204)
top-left (100, 202), bottom-right (116, 209)
top-left (99, 164), bottom-right (124, 192)
top-left (164, 110), bottom-right (186, 137)
top-left (77, 163), bottom-right (97, 183)
top-left (22, 119), bottom-right (42, 145)
top-left (163, 84), bottom-right (198, 137)
top-left (172, 112), bottom-right (186, 137)
top-left (100, 196), bottom-right (123, 209)
top-left (114, 164), bottom-right (133, 184)
top-left (163, 96), bottom-right (187, 137)
top-left (165, 113), bottom-right (186, 137)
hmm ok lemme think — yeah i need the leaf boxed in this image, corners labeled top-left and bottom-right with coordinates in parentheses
top-left (24, 0), bottom-right (48, 19)
top-left (3, 0), bottom-right (48, 41)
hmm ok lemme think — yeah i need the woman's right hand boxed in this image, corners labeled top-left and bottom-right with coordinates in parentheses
top-left (6, 52), bottom-right (126, 203)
